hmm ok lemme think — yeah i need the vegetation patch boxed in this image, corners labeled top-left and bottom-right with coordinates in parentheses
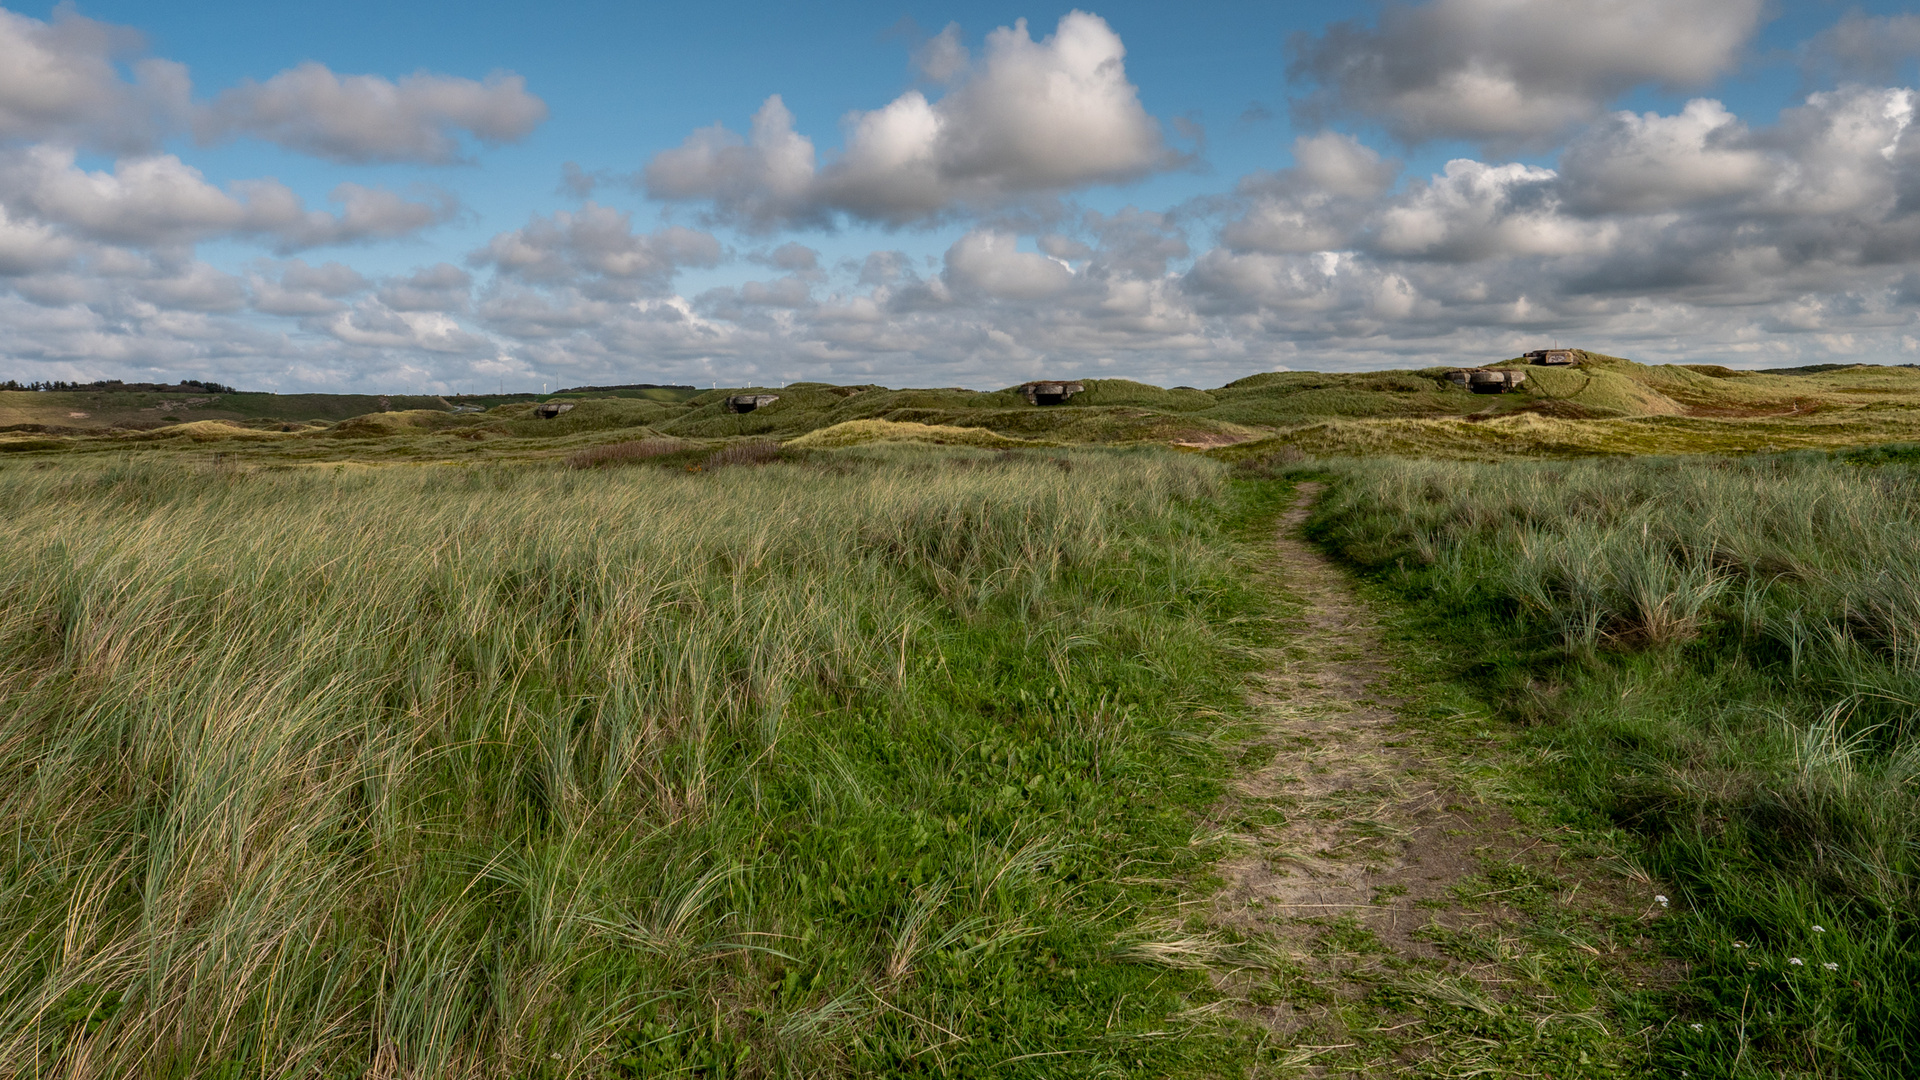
top-left (1305, 453), bottom-right (1920, 1078)
top-left (0, 448), bottom-right (1274, 1077)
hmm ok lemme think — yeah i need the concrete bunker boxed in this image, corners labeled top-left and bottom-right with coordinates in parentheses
top-left (1525, 349), bottom-right (1576, 365)
top-left (725, 394), bottom-right (781, 414)
top-left (1446, 369), bottom-right (1528, 394)
top-left (1020, 380), bottom-right (1085, 405)
top-left (534, 402), bottom-right (575, 418)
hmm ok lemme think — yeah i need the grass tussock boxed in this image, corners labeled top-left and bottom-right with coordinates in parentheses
top-left (0, 448), bottom-right (1265, 1078)
top-left (1308, 453), bottom-right (1920, 1077)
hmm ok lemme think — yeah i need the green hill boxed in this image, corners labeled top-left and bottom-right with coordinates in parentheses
top-left (9, 353), bottom-right (1920, 462)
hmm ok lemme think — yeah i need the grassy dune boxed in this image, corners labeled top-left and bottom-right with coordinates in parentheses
top-left (12, 355), bottom-right (1920, 464)
top-left (1309, 453), bottom-right (1920, 1077)
top-left (0, 450), bottom-right (1274, 1078)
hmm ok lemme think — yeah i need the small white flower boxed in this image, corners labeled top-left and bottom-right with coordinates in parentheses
top-left (1655, 894), bottom-right (1669, 904)
top-left (1690, 1023), bottom-right (1704, 1031)
top-left (1789, 957), bottom-right (1804, 966)
top-left (1824, 962), bottom-right (1839, 971)
top-left (1811, 925), bottom-right (1825, 933)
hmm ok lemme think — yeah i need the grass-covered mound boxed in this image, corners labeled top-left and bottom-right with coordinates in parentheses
top-left (0, 449), bottom-right (1273, 1077)
top-left (12, 356), bottom-right (1920, 463)
top-left (783, 419), bottom-right (1042, 449)
top-left (1306, 452), bottom-right (1920, 1077)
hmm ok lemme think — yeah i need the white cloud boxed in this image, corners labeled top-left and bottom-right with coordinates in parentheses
top-left (5, 9), bottom-right (1920, 393)
top-left (0, 203), bottom-right (76, 275)
top-left (472, 203), bottom-right (721, 293)
top-left (0, 7), bottom-right (190, 152)
top-left (197, 63), bottom-right (548, 164)
top-left (0, 147), bottom-right (458, 251)
top-left (377, 263), bottom-right (472, 313)
top-left (912, 23), bottom-right (973, 85)
top-left (1805, 12), bottom-right (1920, 83)
top-left (1373, 160), bottom-right (1611, 261)
top-left (1558, 99), bottom-right (1770, 213)
top-left (131, 261), bottom-right (247, 312)
top-left (942, 229), bottom-right (1075, 299)
top-left (643, 11), bottom-right (1170, 229)
top-left (283, 258), bottom-right (370, 297)
top-left (1221, 133), bottom-right (1399, 254)
top-left (737, 276), bottom-right (815, 308)
top-left (0, 7), bottom-right (545, 165)
top-left (326, 298), bottom-right (492, 353)
top-left (1290, 0), bottom-right (1765, 145)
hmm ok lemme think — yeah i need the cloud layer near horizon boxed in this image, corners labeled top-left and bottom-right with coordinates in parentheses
top-left (2, 2), bottom-right (1920, 392)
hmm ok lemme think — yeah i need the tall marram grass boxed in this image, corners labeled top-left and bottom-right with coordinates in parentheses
top-left (0, 448), bottom-right (1254, 1078)
top-left (1310, 454), bottom-right (1920, 1078)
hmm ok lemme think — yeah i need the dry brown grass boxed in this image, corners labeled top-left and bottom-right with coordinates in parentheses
top-left (702, 439), bottom-right (783, 468)
top-left (564, 437), bottom-right (686, 468)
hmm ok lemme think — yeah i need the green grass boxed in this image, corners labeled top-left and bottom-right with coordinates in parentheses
top-left (0, 447), bottom-right (1276, 1078)
top-left (1303, 452), bottom-right (1920, 1078)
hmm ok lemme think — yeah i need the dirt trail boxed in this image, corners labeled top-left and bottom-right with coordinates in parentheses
top-left (1205, 483), bottom-right (1663, 1073)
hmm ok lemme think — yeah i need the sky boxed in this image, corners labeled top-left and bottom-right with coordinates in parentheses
top-left (2, 1), bottom-right (1919, 392)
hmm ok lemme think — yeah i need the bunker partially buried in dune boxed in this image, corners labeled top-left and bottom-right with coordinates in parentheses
top-left (1020, 381), bottom-right (1084, 405)
top-left (1446, 369), bottom-right (1528, 394)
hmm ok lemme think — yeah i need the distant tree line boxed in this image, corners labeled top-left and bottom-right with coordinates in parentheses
top-left (1, 378), bottom-right (241, 393)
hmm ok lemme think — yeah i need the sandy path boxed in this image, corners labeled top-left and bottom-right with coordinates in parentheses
top-left (1202, 483), bottom-right (1662, 1071)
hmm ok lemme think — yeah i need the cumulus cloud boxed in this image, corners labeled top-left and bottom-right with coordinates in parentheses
top-left (0, 7), bottom-right (546, 164)
top-left (377, 263), bottom-right (472, 312)
top-left (326, 298), bottom-right (492, 353)
top-left (1290, 0), bottom-right (1765, 145)
top-left (943, 229), bottom-right (1075, 299)
top-left (0, 6), bottom-right (190, 152)
top-left (0, 147), bottom-right (458, 251)
top-left (198, 63), bottom-right (547, 164)
top-left (1372, 160), bottom-right (1608, 261)
top-left (1556, 99), bottom-right (1770, 213)
top-left (643, 11), bottom-right (1172, 229)
top-left (471, 203), bottom-right (721, 293)
top-left (1805, 12), bottom-right (1920, 84)
top-left (755, 242), bottom-right (819, 272)
top-left (914, 23), bottom-right (972, 84)
top-left (283, 258), bottom-right (370, 297)
top-left (130, 261), bottom-right (247, 312)
top-left (8, 7), bottom-right (1920, 394)
top-left (1220, 133), bottom-right (1399, 254)
top-left (0, 204), bottom-right (77, 275)
top-left (250, 259), bottom-right (367, 316)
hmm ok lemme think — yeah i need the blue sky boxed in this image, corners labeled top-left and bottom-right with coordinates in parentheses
top-left (3, 0), bottom-right (1920, 391)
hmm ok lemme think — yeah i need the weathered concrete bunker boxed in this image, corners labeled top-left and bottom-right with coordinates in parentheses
top-left (1525, 349), bottom-right (1576, 365)
top-left (1447, 369), bottom-right (1528, 394)
top-left (1020, 380), bottom-right (1085, 405)
top-left (725, 394), bottom-right (780, 414)
top-left (534, 402), bottom-right (575, 418)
